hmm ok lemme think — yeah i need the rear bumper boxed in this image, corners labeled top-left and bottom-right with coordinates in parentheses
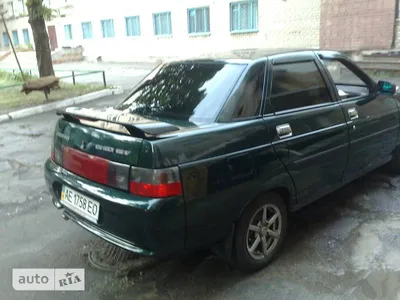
top-left (61, 208), bottom-right (152, 255)
top-left (44, 158), bottom-right (185, 258)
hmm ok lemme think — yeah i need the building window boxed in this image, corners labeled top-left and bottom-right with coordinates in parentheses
top-left (3, 32), bottom-right (9, 47)
top-left (230, 0), bottom-right (258, 33)
top-left (153, 12), bottom-right (172, 36)
top-left (125, 16), bottom-right (140, 36)
top-left (18, 0), bottom-right (25, 14)
top-left (22, 28), bottom-right (30, 45)
top-left (101, 19), bottom-right (115, 38)
top-left (187, 7), bottom-right (210, 34)
top-left (64, 24), bottom-right (73, 40)
top-left (397, 0), bottom-right (400, 19)
top-left (8, 1), bottom-right (14, 17)
top-left (12, 30), bottom-right (19, 46)
top-left (81, 22), bottom-right (93, 39)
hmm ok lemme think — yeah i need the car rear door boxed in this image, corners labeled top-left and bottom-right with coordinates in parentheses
top-left (262, 52), bottom-right (349, 207)
top-left (317, 53), bottom-right (400, 182)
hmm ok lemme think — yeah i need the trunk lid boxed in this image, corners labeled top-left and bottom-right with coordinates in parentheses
top-left (54, 106), bottom-right (182, 166)
top-left (52, 107), bottom-right (185, 197)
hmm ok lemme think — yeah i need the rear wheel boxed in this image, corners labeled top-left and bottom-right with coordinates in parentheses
top-left (232, 192), bottom-right (288, 272)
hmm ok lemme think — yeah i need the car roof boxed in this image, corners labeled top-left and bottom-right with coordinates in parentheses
top-left (164, 49), bottom-right (344, 65)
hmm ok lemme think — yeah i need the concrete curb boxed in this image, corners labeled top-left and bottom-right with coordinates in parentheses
top-left (0, 86), bottom-right (124, 124)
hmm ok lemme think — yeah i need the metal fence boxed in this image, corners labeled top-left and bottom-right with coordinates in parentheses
top-left (0, 69), bottom-right (107, 90)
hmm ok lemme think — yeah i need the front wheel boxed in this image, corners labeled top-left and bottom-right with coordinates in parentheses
top-left (232, 192), bottom-right (288, 272)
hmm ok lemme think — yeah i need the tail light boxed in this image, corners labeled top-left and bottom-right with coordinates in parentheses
top-left (129, 166), bottom-right (182, 198)
top-left (51, 143), bottom-right (55, 161)
top-left (51, 142), bottom-right (63, 165)
top-left (62, 147), bottom-right (130, 190)
top-left (55, 146), bottom-right (182, 198)
top-left (63, 147), bottom-right (109, 185)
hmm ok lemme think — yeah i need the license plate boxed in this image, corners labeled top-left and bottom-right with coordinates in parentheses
top-left (60, 186), bottom-right (100, 223)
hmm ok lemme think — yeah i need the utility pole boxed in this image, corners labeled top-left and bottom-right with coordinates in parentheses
top-left (0, 10), bottom-right (26, 81)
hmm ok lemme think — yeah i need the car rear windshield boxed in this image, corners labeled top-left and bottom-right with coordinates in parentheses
top-left (115, 61), bottom-right (246, 124)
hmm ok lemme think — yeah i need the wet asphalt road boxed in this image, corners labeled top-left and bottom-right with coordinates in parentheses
top-left (2, 95), bottom-right (400, 299)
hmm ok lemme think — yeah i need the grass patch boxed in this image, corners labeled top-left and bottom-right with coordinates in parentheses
top-left (0, 69), bottom-right (36, 83)
top-left (0, 82), bottom-right (104, 113)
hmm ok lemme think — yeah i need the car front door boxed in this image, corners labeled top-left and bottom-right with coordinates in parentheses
top-left (318, 53), bottom-right (400, 182)
top-left (263, 52), bottom-right (349, 207)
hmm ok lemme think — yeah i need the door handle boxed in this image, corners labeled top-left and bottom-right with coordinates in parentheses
top-left (348, 108), bottom-right (358, 120)
top-left (276, 123), bottom-right (292, 139)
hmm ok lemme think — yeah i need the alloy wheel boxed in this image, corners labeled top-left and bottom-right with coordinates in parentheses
top-left (246, 204), bottom-right (282, 260)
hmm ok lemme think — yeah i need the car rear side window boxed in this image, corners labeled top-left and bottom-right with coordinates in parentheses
top-left (115, 62), bottom-right (246, 124)
top-left (269, 61), bottom-right (332, 113)
top-left (219, 61), bottom-right (265, 121)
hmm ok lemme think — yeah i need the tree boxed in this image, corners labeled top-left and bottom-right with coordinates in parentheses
top-left (26, 0), bottom-right (54, 77)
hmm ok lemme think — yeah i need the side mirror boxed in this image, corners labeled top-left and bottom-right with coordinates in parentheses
top-left (378, 80), bottom-right (397, 95)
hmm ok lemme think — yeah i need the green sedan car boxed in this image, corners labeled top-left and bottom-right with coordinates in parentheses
top-left (45, 50), bottom-right (400, 272)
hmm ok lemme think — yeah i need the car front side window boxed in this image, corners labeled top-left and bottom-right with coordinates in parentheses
top-left (321, 59), bottom-right (370, 100)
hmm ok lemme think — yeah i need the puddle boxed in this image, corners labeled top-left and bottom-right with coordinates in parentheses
top-left (352, 271), bottom-right (400, 300)
top-left (351, 219), bottom-right (400, 272)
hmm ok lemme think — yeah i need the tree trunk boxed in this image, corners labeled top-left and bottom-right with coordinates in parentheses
top-left (28, 17), bottom-right (54, 77)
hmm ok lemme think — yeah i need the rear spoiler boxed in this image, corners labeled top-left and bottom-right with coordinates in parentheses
top-left (56, 109), bottom-right (180, 139)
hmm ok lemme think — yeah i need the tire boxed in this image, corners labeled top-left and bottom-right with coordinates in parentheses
top-left (232, 192), bottom-right (288, 273)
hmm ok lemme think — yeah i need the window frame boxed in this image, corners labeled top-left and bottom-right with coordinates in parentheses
top-left (153, 12), bottom-right (172, 37)
top-left (230, 0), bottom-right (259, 34)
top-left (187, 6), bottom-right (211, 36)
top-left (64, 24), bottom-right (73, 40)
top-left (125, 16), bottom-right (141, 37)
top-left (101, 19), bottom-right (115, 38)
top-left (264, 57), bottom-right (337, 116)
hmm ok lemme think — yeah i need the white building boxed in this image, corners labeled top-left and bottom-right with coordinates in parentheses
top-left (0, 0), bottom-right (321, 62)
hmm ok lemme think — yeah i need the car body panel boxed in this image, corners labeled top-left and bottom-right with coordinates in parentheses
top-left (44, 159), bottom-right (185, 257)
top-left (339, 94), bottom-right (399, 181)
top-left (54, 118), bottom-right (144, 166)
top-left (44, 50), bottom-right (400, 259)
top-left (264, 107), bottom-right (349, 206)
top-left (316, 52), bottom-right (400, 182)
top-left (263, 51), bottom-right (349, 206)
top-left (176, 119), bottom-right (295, 249)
